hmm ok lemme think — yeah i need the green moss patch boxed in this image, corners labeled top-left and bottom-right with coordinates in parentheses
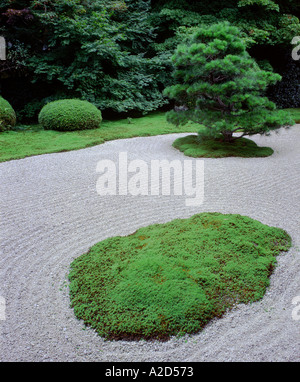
top-left (0, 112), bottom-right (199, 163)
top-left (68, 212), bottom-right (291, 341)
top-left (285, 108), bottom-right (300, 124)
top-left (173, 135), bottom-right (274, 158)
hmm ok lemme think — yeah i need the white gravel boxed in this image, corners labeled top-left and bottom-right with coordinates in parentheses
top-left (0, 126), bottom-right (299, 362)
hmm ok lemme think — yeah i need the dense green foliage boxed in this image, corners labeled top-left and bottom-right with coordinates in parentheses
top-left (0, 96), bottom-right (17, 131)
top-left (172, 135), bottom-right (274, 158)
top-left (151, 0), bottom-right (300, 48)
top-left (164, 22), bottom-right (294, 143)
top-left (38, 99), bottom-right (102, 131)
top-left (69, 212), bottom-right (291, 340)
top-left (0, 0), bottom-right (168, 119)
top-left (151, 0), bottom-right (300, 107)
top-left (1, 0), bottom-right (299, 120)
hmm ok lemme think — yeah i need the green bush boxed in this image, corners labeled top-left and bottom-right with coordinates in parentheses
top-left (163, 21), bottom-right (294, 144)
top-left (0, 96), bottom-right (17, 132)
top-left (38, 99), bottom-right (102, 131)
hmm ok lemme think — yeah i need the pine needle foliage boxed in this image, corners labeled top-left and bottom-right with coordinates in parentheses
top-left (164, 22), bottom-right (294, 143)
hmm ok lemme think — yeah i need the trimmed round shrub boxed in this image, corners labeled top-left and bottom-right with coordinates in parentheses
top-left (0, 96), bottom-right (17, 132)
top-left (38, 99), bottom-right (102, 131)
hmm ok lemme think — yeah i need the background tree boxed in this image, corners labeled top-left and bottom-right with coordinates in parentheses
top-left (164, 22), bottom-right (294, 143)
top-left (0, 0), bottom-right (168, 120)
top-left (1, 0), bottom-right (299, 121)
top-left (151, 0), bottom-right (300, 108)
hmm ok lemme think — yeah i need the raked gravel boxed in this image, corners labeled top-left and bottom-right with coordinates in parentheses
top-left (0, 126), bottom-right (299, 362)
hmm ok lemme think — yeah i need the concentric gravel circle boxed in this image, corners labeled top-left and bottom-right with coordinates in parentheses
top-left (0, 126), bottom-right (299, 361)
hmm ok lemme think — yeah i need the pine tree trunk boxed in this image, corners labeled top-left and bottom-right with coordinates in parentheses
top-left (222, 131), bottom-right (234, 142)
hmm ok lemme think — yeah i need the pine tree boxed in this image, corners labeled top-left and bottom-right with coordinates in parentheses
top-left (164, 22), bottom-right (294, 142)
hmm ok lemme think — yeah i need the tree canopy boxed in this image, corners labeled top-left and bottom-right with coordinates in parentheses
top-left (164, 22), bottom-right (294, 142)
top-left (0, 0), bottom-right (299, 120)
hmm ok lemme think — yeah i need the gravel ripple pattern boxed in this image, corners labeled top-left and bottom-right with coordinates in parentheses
top-left (0, 126), bottom-right (300, 362)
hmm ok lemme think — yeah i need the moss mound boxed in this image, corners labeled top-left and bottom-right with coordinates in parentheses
top-left (68, 212), bottom-right (291, 341)
top-left (173, 135), bottom-right (274, 158)
top-left (0, 96), bottom-right (17, 132)
top-left (38, 99), bottom-right (102, 131)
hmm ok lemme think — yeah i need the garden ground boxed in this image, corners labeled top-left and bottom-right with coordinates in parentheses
top-left (0, 124), bottom-right (299, 361)
top-left (0, 108), bottom-right (299, 163)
